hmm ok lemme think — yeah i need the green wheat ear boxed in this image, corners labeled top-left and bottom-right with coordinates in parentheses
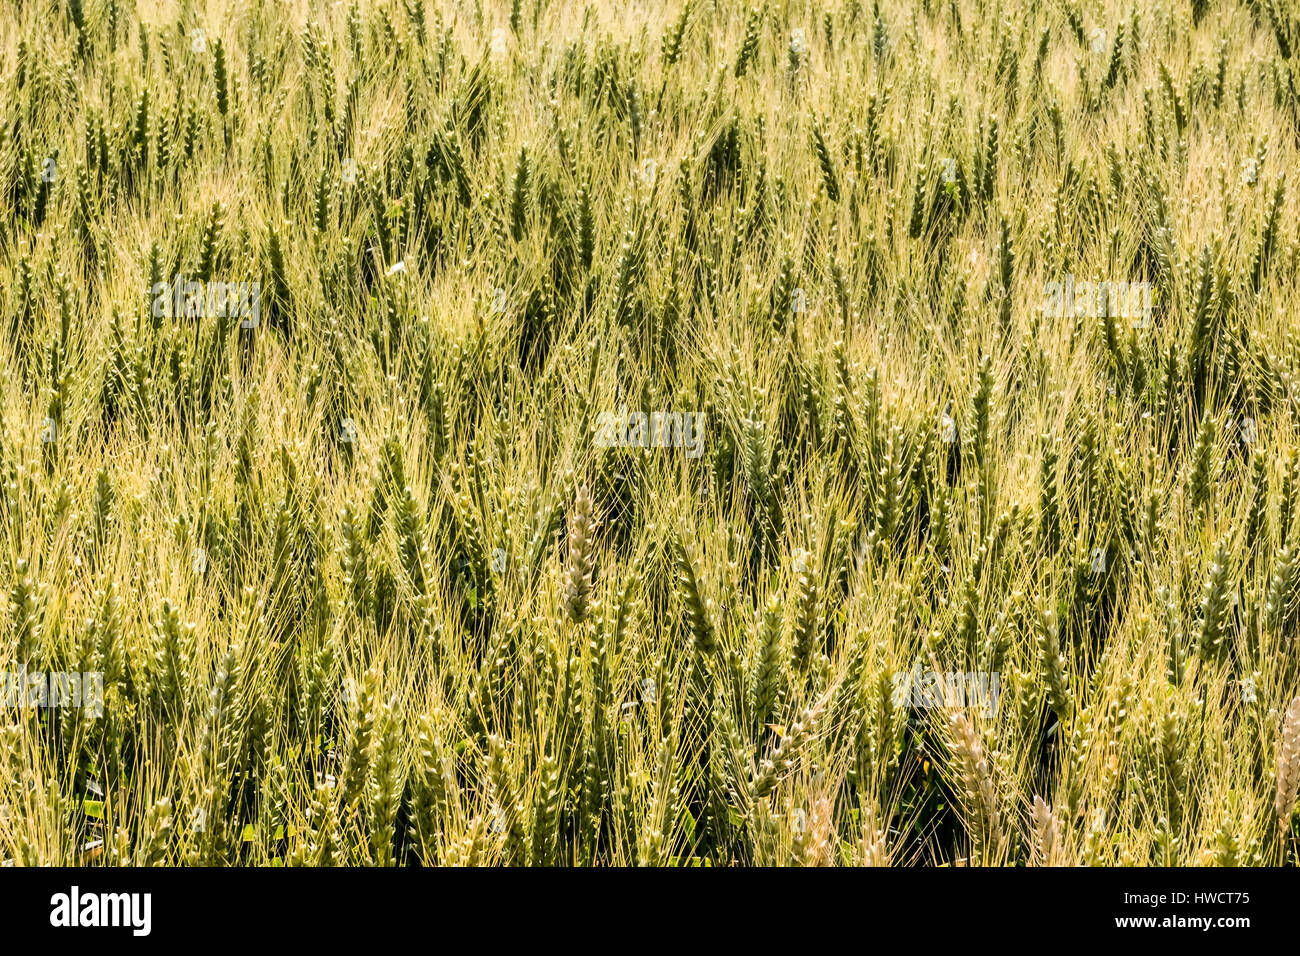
top-left (734, 7), bottom-right (762, 78)
top-left (661, 2), bottom-right (691, 67)
top-left (750, 703), bottom-right (818, 799)
top-left (138, 797), bottom-right (174, 866)
top-left (508, 144), bottom-right (530, 241)
top-left (1185, 411), bottom-right (1216, 516)
top-left (749, 595), bottom-right (785, 734)
top-left (339, 668), bottom-right (377, 810)
top-left (366, 699), bottom-right (402, 866)
top-left (871, 3), bottom-right (888, 60)
top-left (810, 116), bottom-right (840, 203)
top-left (1196, 534), bottom-right (1232, 662)
top-left (672, 534), bottom-right (715, 662)
top-left (1035, 603), bottom-right (1072, 723)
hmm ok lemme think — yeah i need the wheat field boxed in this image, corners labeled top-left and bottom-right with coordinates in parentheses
top-left (1, 0), bottom-right (1299, 867)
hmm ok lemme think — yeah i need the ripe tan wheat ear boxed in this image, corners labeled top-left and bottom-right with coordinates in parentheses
top-left (1030, 795), bottom-right (1063, 867)
top-left (563, 484), bottom-right (597, 624)
top-left (1276, 696), bottom-right (1300, 840)
top-left (950, 712), bottom-right (1003, 865)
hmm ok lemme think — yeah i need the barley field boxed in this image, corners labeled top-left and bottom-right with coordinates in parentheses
top-left (1, 0), bottom-right (1299, 868)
